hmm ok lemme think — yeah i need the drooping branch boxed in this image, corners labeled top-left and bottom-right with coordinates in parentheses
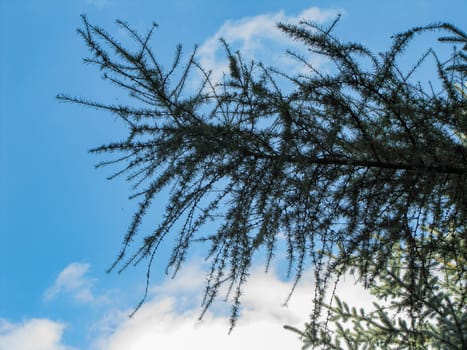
top-left (59, 15), bottom-right (467, 330)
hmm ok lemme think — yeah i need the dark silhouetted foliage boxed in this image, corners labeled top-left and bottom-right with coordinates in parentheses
top-left (58, 16), bottom-right (466, 334)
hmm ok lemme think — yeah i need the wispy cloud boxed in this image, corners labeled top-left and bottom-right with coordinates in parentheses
top-left (0, 318), bottom-right (73, 350)
top-left (197, 7), bottom-right (341, 82)
top-left (44, 262), bottom-right (102, 304)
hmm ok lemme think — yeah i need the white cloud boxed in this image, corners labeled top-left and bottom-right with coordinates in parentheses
top-left (0, 318), bottom-right (73, 350)
top-left (44, 262), bottom-right (102, 304)
top-left (28, 259), bottom-right (375, 350)
top-left (197, 7), bottom-right (340, 82)
top-left (90, 261), bottom-right (374, 350)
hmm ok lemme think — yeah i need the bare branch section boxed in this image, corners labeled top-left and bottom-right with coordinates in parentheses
top-left (58, 15), bottom-right (466, 330)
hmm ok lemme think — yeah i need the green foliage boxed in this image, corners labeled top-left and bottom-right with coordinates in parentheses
top-left (287, 226), bottom-right (466, 349)
top-left (58, 15), bottom-right (466, 330)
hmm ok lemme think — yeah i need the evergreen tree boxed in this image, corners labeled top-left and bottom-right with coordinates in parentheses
top-left (58, 16), bottom-right (466, 331)
top-left (286, 33), bottom-right (466, 349)
top-left (285, 224), bottom-right (466, 349)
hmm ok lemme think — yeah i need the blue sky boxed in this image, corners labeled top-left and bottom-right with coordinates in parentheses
top-left (1, 1), bottom-right (466, 349)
